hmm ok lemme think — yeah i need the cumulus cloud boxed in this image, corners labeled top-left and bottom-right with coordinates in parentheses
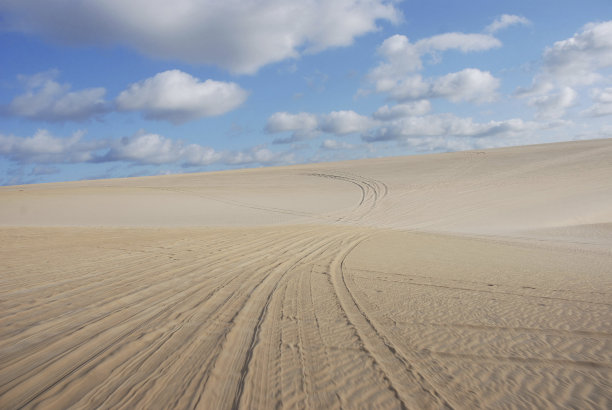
top-left (223, 145), bottom-right (295, 166)
top-left (265, 112), bottom-right (320, 143)
top-left (98, 131), bottom-right (293, 166)
top-left (266, 108), bottom-right (559, 155)
top-left (265, 112), bottom-right (318, 134)
top-left (0, 129), bottom-right (294, 170)
top-left (373, 101), bottom-right (431, 120)
top-left (101, 132), bottom-right (190, 165)
top-left (515, 20), bottom-right (612, 119)
top-left (485, 14), bottom-right (530, 34)
top-left (319, 111), bottom-right (373, 135)
top-left (416, 33), bottom-right (501, 53)
top-left (183, 145), bottom-right (225, 167)
top-left (379, 75), bottom-right (430, 99)
top-left (388, 69), bottom-right (500, 103)
top-left (116, 70), bottom-right (248, 124)
top-left (514, 81), bottom-right (555, 98)
top-left (582, 87), bottom-right (612, 117)
top-left (7, 71), bottom-right (108, 122)
top-left (267, 105), bottom-right (537, 150)
top-left (0, 129), bottom-right (104, 163)
top-left (266, 110), bottom-right (373, 141)
top-left (366, 31), bottom-right (501, 103)
top-left (321, 139), bottom-right (356, 150)
top-left (363, 114), bottom-right (541, 142)
top-left (528, 86), bottom-right (577, 119)
top-left (372, 34), bottom-right (423, 82)
top-left (516, 21), bottom-right (612, 119)
top-left (0, 0), bottom-right (400, 74)
top-left (431, 69), bottom-right (500, 103)
top-left (541, 20), bottom-right (612, 86)
top-left (369, 32), bottom-right (500, 90)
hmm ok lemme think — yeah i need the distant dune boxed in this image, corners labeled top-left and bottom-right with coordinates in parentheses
top-left (1, 139), bottom-right (611, 409)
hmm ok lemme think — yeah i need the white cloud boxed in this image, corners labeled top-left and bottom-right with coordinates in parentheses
top-left (541, 20), bottom-right (612, 86)
top-left (321, 139), bottom-right (356, 150)
top-left (368, 32), bottom-right (500, 93)
top-left (485, 14), bottom-right (530, 34)
top-left (592, 87), bottom-right (612, 104)
top-left (383, 75), bottom-right (430, 100)
top-left (375, 34), bottom-right (423, 77)
top-left (265, 112), bottom-right (320, 143)
top-left (366, 31), bottom-right (501, 103)
top-left (0, 129), bottom-right (103, 163)
top-left (363, 114), bottom-right (541, 142)
top-left (102, 132), bottom-right (188, 165)
top-left (431, 68), bottom-right (499, 103)
top-left (8, 71), bottom-right (108, 122)
top-left (0, 129), bottom-right (295, 169)
top-left (582, 87), bottom-right (612, 117)
top-left (416, 33), bottom-right (501, 53)
top-left (116, 70), bottom-right (248, 124)
top-left (516, 21), bottom-right (612, 120)
top-left (373, 101), bottom-right (431, 120)
top-left (319, 110), bottom-right (373, 135)
top-left (101, 132), bottom-right (293, 167)
top-left (265, 112), bottom-right (318, 134)
top-left (183, 145), bottom-right (224, 167)
top-left (1, 0), bottom-right (400, 74)
top-left (267, 107), bottom-right (538, 148)
top-left (514, 80), bottom-right (555, 98)
top-left (266, 110), bottom-right (372, 141)
top-left (388, 69), bottom-right (500, 103)
top-left (223, 145), bottom-right (294, 165)
top-left (528, 86), bottom-right (577, 119)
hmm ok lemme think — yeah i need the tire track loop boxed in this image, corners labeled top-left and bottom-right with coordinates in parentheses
top-left (143, 171), bottom-right (389, 225)
top-left (329, 233), bottom-right (455, 409)
top-left (306, 171), bottom-right (388, 223)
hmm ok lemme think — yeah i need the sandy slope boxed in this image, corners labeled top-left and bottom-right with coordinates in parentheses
top-left (1, 138), bottom-right (611, 409)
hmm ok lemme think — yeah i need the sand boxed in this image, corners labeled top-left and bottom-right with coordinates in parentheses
top-left (1, 138), bottom-right (611, 409)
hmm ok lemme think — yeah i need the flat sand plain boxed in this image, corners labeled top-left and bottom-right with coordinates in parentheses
top-left (1, 139), bottom-right (611, 409)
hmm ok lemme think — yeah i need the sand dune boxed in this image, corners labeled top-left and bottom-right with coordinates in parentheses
top-left (1, 139), bottom-right (611, 408)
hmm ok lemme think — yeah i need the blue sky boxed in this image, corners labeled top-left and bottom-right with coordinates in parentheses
top-left (1, 0), bottom-right (611, 185)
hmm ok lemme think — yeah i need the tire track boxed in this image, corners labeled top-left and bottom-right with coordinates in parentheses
top-left (329, 234), bottom-right (455, 409)
top-left (190, 230), bottom-right (354, 409)
top-left (99, 231), bottom-right (327, 409)
top-left (0, 228), bottom-right (327, 408)
top-left (306, 171), bottom-right (388, 223)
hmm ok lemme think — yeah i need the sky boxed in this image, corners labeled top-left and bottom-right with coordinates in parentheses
top-left (1, 0), bottom-right (611, 185)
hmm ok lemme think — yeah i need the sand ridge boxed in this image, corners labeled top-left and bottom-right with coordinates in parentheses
top-left (1, 138), bottom-right (611, 408)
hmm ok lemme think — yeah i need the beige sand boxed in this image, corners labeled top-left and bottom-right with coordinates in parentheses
top-left (1, 138), bottom-right (611, 408)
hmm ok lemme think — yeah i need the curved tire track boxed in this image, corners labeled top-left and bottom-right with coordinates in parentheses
top-left (328, 234), bottom-right (454, 409)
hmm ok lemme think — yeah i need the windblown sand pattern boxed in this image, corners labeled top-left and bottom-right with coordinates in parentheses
top-left (1, 139), bottom-right (611, 408)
